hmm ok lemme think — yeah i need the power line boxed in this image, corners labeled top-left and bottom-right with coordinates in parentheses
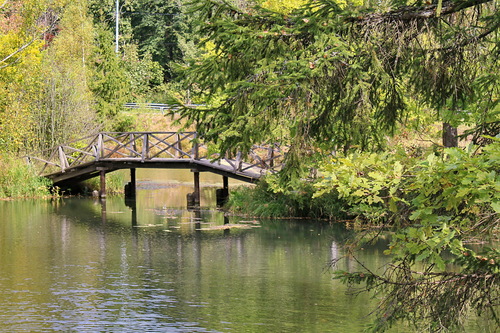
top-left (115, 0), bottom-right (119, 53)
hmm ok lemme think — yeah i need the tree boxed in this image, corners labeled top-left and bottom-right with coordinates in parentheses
top-left (177, 0), bottom-right (498, 160)
top-left (0, 0), bottom-right (59, 70)
top-left (90, 24), bottom-right (130, 126)
top-left (127, 0), bottom-right (183, 81)
top-left (34, 0), bottom-right (98, 151)
top-left (322, 143), bottom-right (500, 331)
top-left (258, 0), bottom-right (307, 13)
top-left (0, 0), bottom-right (62, 153)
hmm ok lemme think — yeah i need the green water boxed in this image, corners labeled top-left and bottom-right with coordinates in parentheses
top-left (0, 170), bottom-right (492, 332)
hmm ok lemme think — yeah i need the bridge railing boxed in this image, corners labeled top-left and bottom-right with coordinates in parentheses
top-left (26, 132), bottom-right (287, 177)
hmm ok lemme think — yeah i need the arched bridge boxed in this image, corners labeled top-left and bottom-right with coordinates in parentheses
top-left (26, 132), bottom-right (286, 190)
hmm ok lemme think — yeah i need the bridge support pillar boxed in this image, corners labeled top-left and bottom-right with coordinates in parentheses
top-left (187, 170), bottom-right (201, 207)
top-left (125, 196), bottom-right (137, 226)
top-left (216, 176), bottom-right (229, 207)
top-left (125, 168), bottom-right (137, 198)
top-left (100, 198), bottom-right (107, 223)
top-left (193, 171), bottom-right (200, 205)
top-left (99, 169), bottom-right (106, 198)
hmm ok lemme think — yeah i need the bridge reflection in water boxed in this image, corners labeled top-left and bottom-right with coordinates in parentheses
top-left (26, 132), bottom-right (286, 206)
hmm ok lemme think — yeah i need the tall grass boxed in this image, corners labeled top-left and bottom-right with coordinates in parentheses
top-left (0, 156), bottom-right (53, 199)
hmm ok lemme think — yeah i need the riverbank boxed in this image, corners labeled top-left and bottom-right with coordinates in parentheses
top-left (0, 155), bottom-right (125, 199)
top-left (228, 144), bottom-right (499, 230)
top-left (0, 156), bottom-right (53, 199)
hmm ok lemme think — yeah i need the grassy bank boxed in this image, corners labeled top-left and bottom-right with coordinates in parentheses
top-left (227, 181), bottom-right (347, 220)
top-left (0, 156), bottom-right (53, 199)
top-left (0, 156), bottom-right (126, 199)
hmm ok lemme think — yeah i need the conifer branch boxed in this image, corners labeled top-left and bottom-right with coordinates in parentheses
top-left (347, 0), bottom-right (493, 24)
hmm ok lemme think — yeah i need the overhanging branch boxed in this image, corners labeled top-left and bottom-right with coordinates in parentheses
top-left (347, 0), bottom-right (493, 24)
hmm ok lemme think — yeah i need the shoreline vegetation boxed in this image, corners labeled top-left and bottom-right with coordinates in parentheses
top-left (0, 155), bottom-right (53, 199)
top-left (228, 143), bottom-right (499, 227)
top-left (0, 155), bottom-right (125, 199)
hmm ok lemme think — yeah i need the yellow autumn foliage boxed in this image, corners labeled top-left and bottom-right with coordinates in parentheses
top-left (259, 0), bottom-right (307, 13)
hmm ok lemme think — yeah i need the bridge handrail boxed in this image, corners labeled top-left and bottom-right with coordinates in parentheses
top-left (25, 132), bottom-right (286, 178)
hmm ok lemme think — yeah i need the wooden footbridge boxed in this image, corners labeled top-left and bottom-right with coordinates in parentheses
top-left (26, 132), bottom-right (286, 202)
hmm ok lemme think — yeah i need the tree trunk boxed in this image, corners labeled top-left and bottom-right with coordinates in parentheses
top-left (442, 122), bottom-right (458, 147)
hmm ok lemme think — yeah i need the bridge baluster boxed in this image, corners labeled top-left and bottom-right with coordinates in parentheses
top-left (235, 152), bottom-right (242, 171)
top-left (129, 133), bottom-right (137, 157)
top-left (96, 134), bottom-right (103, 161)
top-left (175, 133), bottom-right (181, 158)
top-left (268, 145), bottom-right (275, 168)
top-left (142, 133), bottom-right (149, 161)
top-left (192, 133), bottom-right (199, 160)
top-left (58, 147), bottom-right (69, 172)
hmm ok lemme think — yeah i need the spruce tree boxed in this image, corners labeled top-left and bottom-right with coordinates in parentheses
top-left (178, 0), bottom-right (499, 157)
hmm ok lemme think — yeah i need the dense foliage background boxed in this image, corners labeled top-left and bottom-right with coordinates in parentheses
top-left (0, 0), bottom-right (197, 154)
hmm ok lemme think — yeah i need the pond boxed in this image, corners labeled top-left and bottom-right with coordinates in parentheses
top-left (0, 169), bottom-right (492, 332)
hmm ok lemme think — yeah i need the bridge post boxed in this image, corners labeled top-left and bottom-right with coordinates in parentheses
top-left (193, 170), bottom-right (200, 205)
top-left (125, 195), bottom-right (137, 226)
top-left (268, 145), bottom-right (275, 168)
top-left (101, 198), bottom-right (107, 223)
top-left (97, 134), bottom-right (104, 160)
top-left (192, 133), bottom-right (199, 160)
top-left (99, 169), bottom-right (106, 198)
top-left (58, 147), bottom-right (68, 172)
top-left (142, 133), bottom-right (149, 162)
top-left (130, 168), bottom-right (136, 193)
top-left (129, 133), bottom-right (137, 155)
top-left (216, 176), bottom-right (229, 207)
top-left (175, 133), bottom-right (181, 158)
top-left (235, 152), bottom-right (242, 171)
top-left (125, 168), bottom-right (137, 198)
top-left (187, 170), bottom-right (201, 207)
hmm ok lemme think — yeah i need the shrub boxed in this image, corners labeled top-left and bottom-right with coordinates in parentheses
top-left (227, 177), bottom-right (346, 219)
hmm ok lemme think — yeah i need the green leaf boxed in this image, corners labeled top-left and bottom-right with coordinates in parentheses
top-left (432, 253), bottom-right (446, 271)
top-left (415, 250), bottom-right (431, 261)
top-left (492, 201), bottom-right (500, 213)
top-left (389, 197), bottom-right (398, 213)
